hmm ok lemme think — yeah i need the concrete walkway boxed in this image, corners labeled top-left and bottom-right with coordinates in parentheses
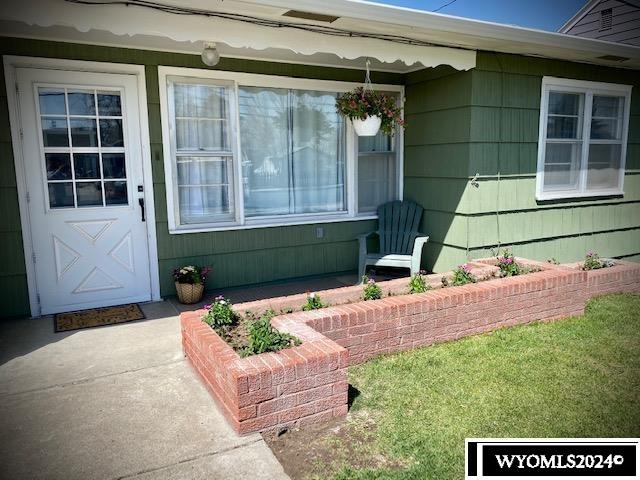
top-left (0, 301), bottom-right (289, 480)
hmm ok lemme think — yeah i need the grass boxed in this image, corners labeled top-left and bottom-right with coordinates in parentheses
top-left (331, 294), bottom-right (640, 480)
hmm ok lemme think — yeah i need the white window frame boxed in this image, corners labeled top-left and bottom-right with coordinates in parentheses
top-left (536, 76), bottom-right (632, 201)
top-left (158, 66), bottom-right (404, 233)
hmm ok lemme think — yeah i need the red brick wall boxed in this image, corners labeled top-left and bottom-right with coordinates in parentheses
top-left (181, 311), bottom-right (348, 435)
top-left (181, 260), bottom-right (640, 434)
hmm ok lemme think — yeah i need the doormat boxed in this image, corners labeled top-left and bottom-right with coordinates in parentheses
top-left (54, 303), bottom-right (145, 332)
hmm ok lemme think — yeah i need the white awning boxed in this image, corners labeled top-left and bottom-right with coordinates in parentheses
top-left (0, 0), bottom-right (477, 71)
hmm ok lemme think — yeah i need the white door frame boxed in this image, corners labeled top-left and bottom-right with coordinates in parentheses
top-left (3, 56), bottom-right (161, 317)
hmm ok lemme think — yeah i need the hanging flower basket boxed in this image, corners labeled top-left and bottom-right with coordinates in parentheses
top-left (336, 86), bottom-right (404, 137)
top-left (336, 60), bottom-right (404, 137)
top-left (352, 115), bottom-right (382, 136)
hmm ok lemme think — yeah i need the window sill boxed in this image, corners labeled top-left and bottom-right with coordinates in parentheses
top-left (168, 213), bottom-right (379, 234)
top-left (536, 189), bottom-right (624, 202)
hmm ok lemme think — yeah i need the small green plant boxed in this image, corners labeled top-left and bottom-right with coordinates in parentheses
top-left (241, 312), bottom-right (301, 357)
top-left (547, 257), bottom-right (560, 265)
top-left (302, 292), bottom-right (327, 311)
top-left (496, 249), bottom-right (521, 277)
top-left (583, 251), bottom-right (614, 270)
top-left (408, 270), bottom-right (431, 294)
top-left (442, 264), bottom-right (476, 287)
top-left (202, 295), bottom-right (236, 328)
top-left (362, 275), bottom-right (382, 300)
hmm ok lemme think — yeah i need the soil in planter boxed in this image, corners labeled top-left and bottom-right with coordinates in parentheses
top-left (263, 410), bottom-right (408, 480)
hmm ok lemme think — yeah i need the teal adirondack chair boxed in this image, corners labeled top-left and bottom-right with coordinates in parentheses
top-left (358, 200), bottom-right (429, 279)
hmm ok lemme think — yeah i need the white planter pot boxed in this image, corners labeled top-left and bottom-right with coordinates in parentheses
top-left (352, 115), bottom-right (381, 136)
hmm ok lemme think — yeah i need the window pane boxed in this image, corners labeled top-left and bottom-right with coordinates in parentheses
top-left (74, 153), bottom-right (100, 179)
top-left (291, 90), bottom-right (346, 214)
top-left (358, 132), bottom-right (392, 153)
top-left (99, 119), bottom-right (124, 147)
top-left (240, 87), bottom-right (291, 216)
top-left (547, 116), bottom-right (581, 139)
top-left (105, 181), bottom-right (128, 205)
top-left (590, 119), bottom-right (620, 140)
top-left (68, 91), bottom-right (95, 115)
top-left (174, 83), bottom-right (228, 151)
top-left (39, 89), bottom-right (66, 115)
top-left (592, 95), bottom-right (621, 118)
top-left (45, 153), bottom-right (72, 180)
top-left (178, 186), bottom-right (229, 223)
top-left (70, 119), bottom-right (98, 147)
top-left (76, 182), bottom-right (103, 206)
top-left (176, 119), bottom-right (226, 151)
top-left (98, 93), bottom-right (122, 116)
top-left (586, 144), bottom-right (622, 190)
top-left (103, 153), bottom-right (126, 179)
top-left (543, 142), bottom-right (581, 190)
top-left (48, 182), bottom-right (74, 208)
top-left (42, 117), bottom-right (69, 147)
top-left (548, 92), bottom-right (581, 115)
top-left (358, 153), bottom-right (397, 213)
top-left (177, 157), bottom-right (228, 185)
top-left (239, 87), bottom-right (346, 217)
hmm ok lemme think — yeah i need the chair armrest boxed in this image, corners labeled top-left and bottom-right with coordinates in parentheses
top-left (358, 231), bottom-right (378, 256)
top-left (412, 235), bottom-right (429, 256)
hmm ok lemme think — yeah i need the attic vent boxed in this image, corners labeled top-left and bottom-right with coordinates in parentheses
top-left (597, 54), bottom-right (629, 62)
top-left (282, 10), bottom-right (339, 23)
top-left (600, 8), bottom-right (613, 30)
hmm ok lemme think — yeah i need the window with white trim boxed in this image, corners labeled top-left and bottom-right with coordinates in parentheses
top-left (536, 77), bottom-right (631, 201)
top-left (161, 69), bottom-right (403, 232)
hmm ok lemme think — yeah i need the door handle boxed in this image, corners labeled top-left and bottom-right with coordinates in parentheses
top-left (138, 198), bottom-right (146, 222)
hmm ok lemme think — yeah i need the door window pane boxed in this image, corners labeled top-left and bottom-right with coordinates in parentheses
top-left (70, 119), bottom-right (98, 147)
top-left (67, 91), bottom-right (95, 115)
top-left (45, 153), bottom-right (72, 180)
top-left (105, 181), bottom-right (128, 205)
top-left (74, 153), bottom-right (100, 179)
top-left (97, 93), bottom-right (122, 116)
top-left (103, 154), bottom-right (126, 179)
top-left (48, 182), bottom-right (74, 208)
top-left (42, 117), bottom-right (69, 147)
top-left (39, 89), bottom-right (66, 115)
top-left (76, 182), bottom-right (103, 206)
top-left (99, 119), bottom-right (124, 147)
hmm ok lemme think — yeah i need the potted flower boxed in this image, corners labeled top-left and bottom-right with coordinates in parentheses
top-left (173, 265), bottom-right (212, 304)
top-left (336, 86), bottom-right (404, 137)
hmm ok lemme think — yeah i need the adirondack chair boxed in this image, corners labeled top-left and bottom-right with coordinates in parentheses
top-left (358, 200), bottom-right (429, 279)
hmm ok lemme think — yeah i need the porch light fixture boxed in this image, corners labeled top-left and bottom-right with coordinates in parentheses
top-left (201, 43), bottom-right (220, 67)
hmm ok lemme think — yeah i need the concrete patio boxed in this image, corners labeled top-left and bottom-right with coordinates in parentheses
top-left (0, 300), bottom-right (289, 480)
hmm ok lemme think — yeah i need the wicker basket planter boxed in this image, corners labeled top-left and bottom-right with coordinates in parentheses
top-left (175, 282), bottom-right (205, 304)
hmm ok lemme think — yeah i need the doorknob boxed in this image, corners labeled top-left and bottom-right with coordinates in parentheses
top-left (138, 198), bottom-right (146, 222)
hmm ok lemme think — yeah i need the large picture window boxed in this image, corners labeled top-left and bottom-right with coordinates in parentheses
top-left (536, 77), bottom-right (631, 201)
top-left (161, 68), bottom-right (403, 232)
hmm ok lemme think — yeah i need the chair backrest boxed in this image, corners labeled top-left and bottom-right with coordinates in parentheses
top-left (377, 200), bottom-right (424, 255)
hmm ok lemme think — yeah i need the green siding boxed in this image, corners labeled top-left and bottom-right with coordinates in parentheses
top-left (0, 37), bottom-right (401, 318)
top-left (405, 51), bottom-right (640, 272)
top-left (1, 37), bottom-right (639, 318)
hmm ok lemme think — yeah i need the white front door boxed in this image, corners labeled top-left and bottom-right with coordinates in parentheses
top-left (17, 67), bottom-right (153, 315)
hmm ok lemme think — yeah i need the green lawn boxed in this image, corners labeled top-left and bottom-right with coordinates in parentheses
top-left (334, 293), bottom-right (640, 480)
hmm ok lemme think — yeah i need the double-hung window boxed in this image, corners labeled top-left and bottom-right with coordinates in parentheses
top-left (160, 68), bottom-right (403, 232)
top-left (536, 77), bottom-right (631, 200)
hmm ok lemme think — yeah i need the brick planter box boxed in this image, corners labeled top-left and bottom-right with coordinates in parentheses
top-left (181, 259), bottom-right (640, 435)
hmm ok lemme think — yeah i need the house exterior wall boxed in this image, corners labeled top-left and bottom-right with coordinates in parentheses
top-left (0, 37), bottom-right (403, 318)
top-left (405, 51), bottom-right (640, 272)
top-left (563, 0), bottom-right (640, 46)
